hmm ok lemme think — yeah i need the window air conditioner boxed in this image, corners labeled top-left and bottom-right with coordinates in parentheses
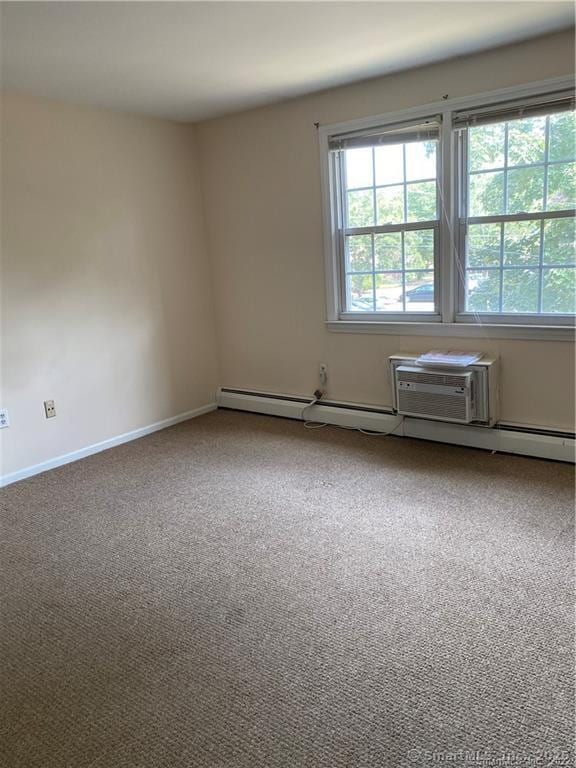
top-left (390, 355), bottom-right (498, 426)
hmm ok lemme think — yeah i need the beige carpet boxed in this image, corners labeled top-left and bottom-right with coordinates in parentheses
top-left (1, 410), bottom-right (574, 768)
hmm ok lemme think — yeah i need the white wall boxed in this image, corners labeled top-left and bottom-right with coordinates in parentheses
top-left (197, 30), bottom-right (575, 431)
top-left (1, 94), bottom-right (219, 477)
top-left (1, 31), bottom-right (574, 483)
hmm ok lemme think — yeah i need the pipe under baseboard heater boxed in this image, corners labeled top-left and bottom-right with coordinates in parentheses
top-left (217, 387), bottom-right (575, 464)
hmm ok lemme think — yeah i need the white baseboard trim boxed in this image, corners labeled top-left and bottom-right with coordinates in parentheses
top-left (0, 403), bottom-right (217, 488)
top-left (3, 392), bottom-right (572, 488)
top-left (217, 388), bottom-right (575, 464)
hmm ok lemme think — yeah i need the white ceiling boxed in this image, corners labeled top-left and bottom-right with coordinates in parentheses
top-left (1, 2), bottom-right (574, 123)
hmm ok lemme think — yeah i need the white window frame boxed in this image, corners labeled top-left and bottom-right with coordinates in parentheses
top-left (319, 76), bottom-right (575, 341)
top-left (335, 120), bottom-right (441, 322)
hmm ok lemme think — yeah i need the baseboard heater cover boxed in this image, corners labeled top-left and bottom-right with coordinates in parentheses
top-left (219, 388), bottom-right (395, 414)
top-left (217, 388), bottom-right (575, 463)
top-left (218, 388), bottom-right (398, 432)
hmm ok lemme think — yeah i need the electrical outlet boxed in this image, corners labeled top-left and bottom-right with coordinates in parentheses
top-left (0, 409), bottom-right (9, 428)
top-left (319, 364), bottom-right (328, 387)
top-left (44, 400), bottom-right (56, 419)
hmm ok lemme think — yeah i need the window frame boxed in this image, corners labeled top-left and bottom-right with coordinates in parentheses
top-left (455, 113), bottom-right (575, 326)
top-left (319, 76), bottom-right (575, 340)
top-left (338, 125), bottom-right (442, 322)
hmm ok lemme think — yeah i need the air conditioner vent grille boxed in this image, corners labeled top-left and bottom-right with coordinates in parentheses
top-left (394, 365), bottom-right (474, 423)
top-left (398, 391), bottom-right (468, 421)
top-left (397, 370), bottom-right (469, 388)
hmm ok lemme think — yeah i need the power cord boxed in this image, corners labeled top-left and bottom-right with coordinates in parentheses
top-left (301, 390), bottom-right (404, 437)
top-left (339, 418), bottom-right (405, 437)
top-left (301, 390), bottom-right (328, 429)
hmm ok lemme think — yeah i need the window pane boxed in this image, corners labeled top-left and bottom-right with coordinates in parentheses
top-left (374, 233), bottom-right (402, 270)
top-left (467, 223), bottom-right (501, 267)
top-left (406, 181), bottom-right (436, 222)
top-left (507, 166), bottom-right (544, 213)
top-left (549, 112), bottom-right (576, 162)
top-left (463, 109), bottom-right (575, 319)
top-left (376, 185), bottom-right (404, 224)
top-left (547, 162), bottom-right (576, 211)
top-left (503, 221), bottom-right (540, 266)
top-left (403, 271), bottom-right (434, 312)
top-left (346, 235), bottom-right (372, 272)
top-left (543, 218), bottom-right (575, 265)
top-left (374, 144), bottom-right (403, 186)
top-left (507, 116), bottom-right (546, 166)
top-left (375, 272), bottom-right (403, 311)
top-left (347, 189), bottom-right (374, 227)
top-left (345, 147), bottom-right (373, 189)
top-left (469, 171), bottom-right (504, 216)
top-left (405, 141), bottom-right (436, 181)
top-left (348, 274), bottom-right (374, 311)
top-left (502, 268), bottom-right (539, 313)
top-left (542, 268), bottom-right (576, 313)
top-left (469, 123), bottom-right (505, 171)
top-left (340, 137), bottom-right (439, 315)
top-left (466, 270), bottom-right (500, 312)
top-left (405, 229), bottom-right (434, 269)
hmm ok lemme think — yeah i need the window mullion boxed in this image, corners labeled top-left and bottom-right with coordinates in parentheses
top-left (371, 148), bottom-right (377, 311)
top-left (401, 143), bottom-right (408, 312)
top-left (371, 233), bottom-right (377, 311)
top-left (499, 124), bottom-right (508, 314)
top-left (459, 127), bottom-right (469, 316)
top-left (499, 222), bottom-right (504, 313)
top-left (440, 109), bottom-right (456, 321)
top-left (401, 231), bottom-right (406, 311)
top-left (539, 117), bottom-right (551, 313)
top-left (538, 219), bottom-right (545, 313)
top-left (338, 151), bottom-right (349, 314)
top-left (503, 122), bottom-right (509, 214)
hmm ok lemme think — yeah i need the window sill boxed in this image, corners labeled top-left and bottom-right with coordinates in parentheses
top-left (326, 320), bottom-right (575, 341)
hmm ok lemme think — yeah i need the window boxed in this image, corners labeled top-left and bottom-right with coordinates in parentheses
top-left (320, 79), bottom-right (575, 337)
top-left (457, 107), bottom-right (575, 319)
top-left (332, 119), bottom-right (441, 319)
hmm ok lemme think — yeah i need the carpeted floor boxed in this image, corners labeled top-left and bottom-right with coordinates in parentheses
top-left (1, 410), bottom-right (574, 768)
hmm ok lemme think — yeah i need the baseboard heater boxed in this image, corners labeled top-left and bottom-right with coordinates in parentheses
top-left (217, 387), bottom-right (575, 464)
